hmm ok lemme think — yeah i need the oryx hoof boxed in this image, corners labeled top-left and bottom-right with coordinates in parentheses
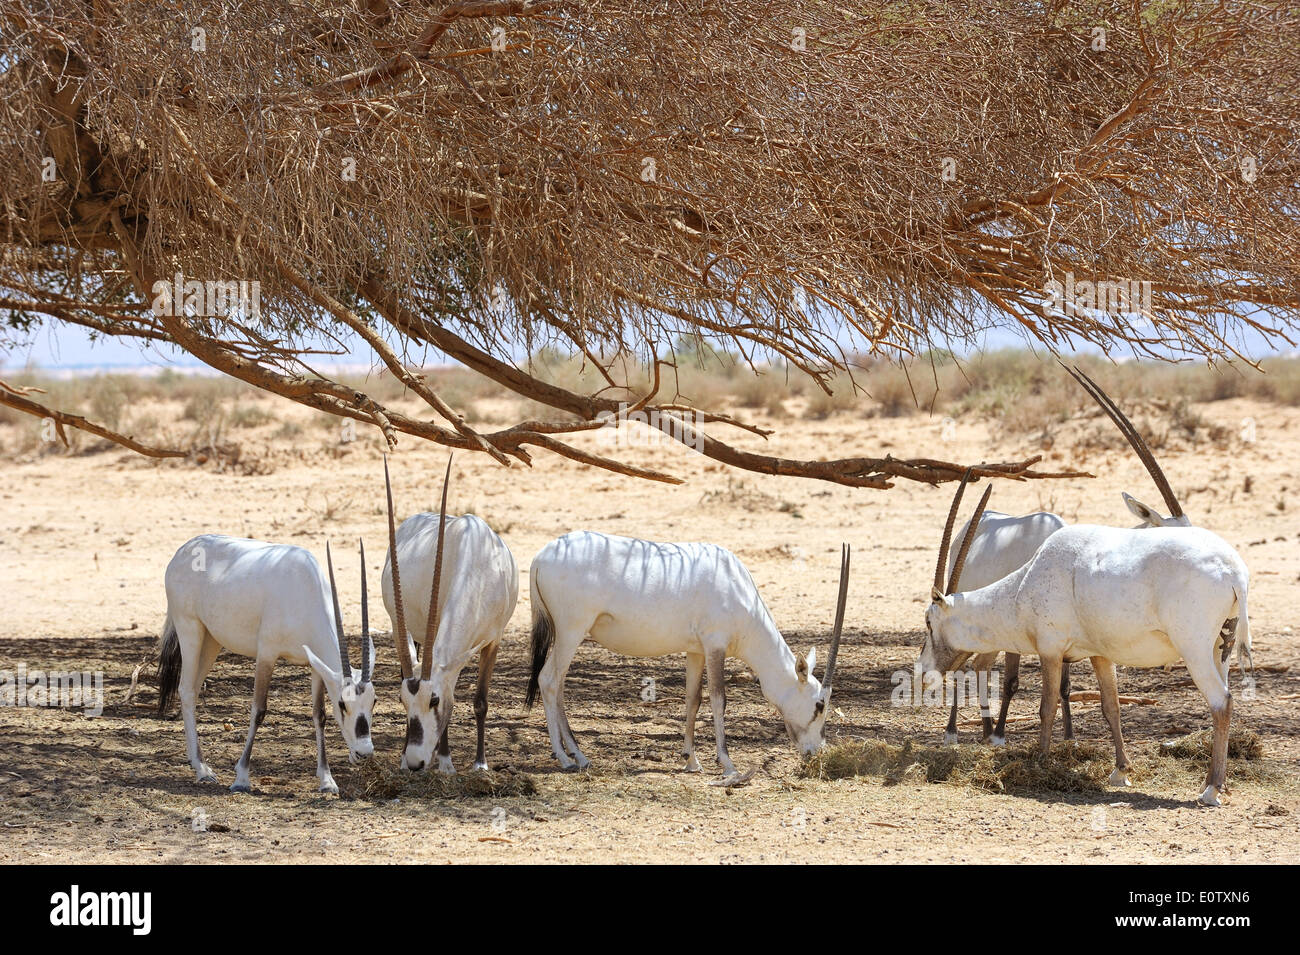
top-left (682, 755), bottom-right (702, 773)
top-left (989, 735), bottom-right (1006, 747)
top-left (436, 756), bottom-right (456, 776)
top-left (471, 761), bottom-right (489, 772)
top-left (1198, 785), bottom-right (1221, 808)
top-left (1107, 768), bottom-right (1131, 788)
top-left (196, 768), bottom-right (218, 784)
top-left (942, 731), bottom-right (959, 745)
top-left (229, 781), bottom-right (252, 794)
top-left (318, 778), bottom-right (339, 795)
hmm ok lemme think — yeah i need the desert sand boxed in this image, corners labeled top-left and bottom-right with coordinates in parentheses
top-left (1, 391), bottom-right (1297, 863)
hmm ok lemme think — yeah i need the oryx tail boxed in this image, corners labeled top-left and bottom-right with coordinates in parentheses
top-left (525, 568), bottom-right (554, 710)
top-left (157, 614), bottom-right (181, 715)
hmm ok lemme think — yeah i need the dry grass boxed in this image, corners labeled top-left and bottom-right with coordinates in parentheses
top-left (3, 349), bottom-right (1300, 459)
top-left (801, 730), bottom-right (1274, 796)
top-left (347, 760), bottom-right (538, 802)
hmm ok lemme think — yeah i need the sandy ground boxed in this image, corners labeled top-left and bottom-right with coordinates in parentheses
top-left (1, 392), bottom-right (1297, 863)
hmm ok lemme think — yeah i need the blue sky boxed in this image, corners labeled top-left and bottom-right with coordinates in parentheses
top-left (4, 310), bottom-right (1296, 375)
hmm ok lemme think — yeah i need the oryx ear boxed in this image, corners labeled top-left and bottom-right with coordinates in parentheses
top-left (304, 645), bottom-right (341, 690)
top-left (805, 647), bottom-right (817, 679)
top-left (931, 585), bottom-right (945, 604)
top-left (795, 650), bottom-right (811, 682)
top-left (1123, 492), bottom-right (1164, 527)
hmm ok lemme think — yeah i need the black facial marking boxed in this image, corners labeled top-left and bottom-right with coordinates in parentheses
top-left (355, 713), bottom-right (370, 738)
top-left (406, 676), bottom-right (421, 695)
top-left (406, 716), bottom-right (423, 747)
top-left (814, 700), bottom-right (825, 715)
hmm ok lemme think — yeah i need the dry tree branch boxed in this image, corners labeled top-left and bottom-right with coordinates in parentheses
top-left (1, 1), bottom-right (1297, 485)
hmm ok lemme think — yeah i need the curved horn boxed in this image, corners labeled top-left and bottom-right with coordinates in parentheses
top-left (934, 468), bottom-right (973, 591)
top-left (1067, 364), bottom-right (1183, 518)
top-left (359, 538), bottom-right (372, 684)
top-left (421, 454), bottom-right (453, 681)
top-left (325, 541), bottom-right (351, 679)
top-left (822, 543), bottom-right (850, 694)
top-left (384, 455), bottom-right (414, 679)
top-left (947, 484), bottom-right (993, 594)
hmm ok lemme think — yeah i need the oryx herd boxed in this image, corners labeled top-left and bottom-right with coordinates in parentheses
top-left (156, 369), bottom-right (1253, 807)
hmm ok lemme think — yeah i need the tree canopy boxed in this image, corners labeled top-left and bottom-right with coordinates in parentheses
top-left (2, 1), bottom-right (1297, 487)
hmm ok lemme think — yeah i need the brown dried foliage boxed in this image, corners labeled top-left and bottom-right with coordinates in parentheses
top-left (1, 1), bottom-right (1297, 487)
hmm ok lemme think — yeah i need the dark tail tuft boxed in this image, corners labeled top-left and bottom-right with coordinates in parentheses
top-left (157, 617), bottom-right (182, 716)
top-left (525, 586), bottom-right (554, 710)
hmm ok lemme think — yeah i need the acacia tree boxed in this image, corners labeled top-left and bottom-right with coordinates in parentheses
top-left (1, 1), bottom-right (1297, 487)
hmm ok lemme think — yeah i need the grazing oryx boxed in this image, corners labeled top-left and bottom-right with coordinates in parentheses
top-left (158, 536), bottom-right (376, 793)
top-left (939, 509), bottom-right (1067, 745)
top-left (525, 533), bottom-right (850, 774)
top-left (380, 456), bottom-right (518, 774)
top-left (920, 472), bottom-right (1250, 806)
top-left (937, 365), bottom-right (1255, 746)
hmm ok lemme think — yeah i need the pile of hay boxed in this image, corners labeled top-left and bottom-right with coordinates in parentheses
top-left (347, 761), bottom-right (537, 801)
top-left (802, 730), bottom-right (1269, 795)
top-left (1159, 728), bottom-right (1263, 761)
top-left (802, 739), bottom-right (1113, 793)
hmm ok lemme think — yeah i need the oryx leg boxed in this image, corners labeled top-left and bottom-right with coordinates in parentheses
top-left (1090, 656), bottom-right (1130, 787)
top-left (990, 652), bottom-right (1020, 746)
top-left (944, 690), bottom-right (960, 745)
top-left (1185, 640), bottom-right (1233, 807)
top-left (1060, 663), bottom-right (1074, 741)
top-left (231, 656), bottom-right (274, 793)
top-left (311, 673), bottom-right (338, 794)
top-left (973, 652), bottom-right (998, 742)
top-left (682, 651), bottom-right (704, 772)
top-left (1038, 655), bottom-right (1063, 758)
top-left (471, 641), bottom-right (500, 771)
top-left (435, 723), bottom-right (454, 775)
top-left (704, 647), bottom-right (736, 776)
top-left (538, 626), bottom-right (590, 770)
top-left (176, 617), bottom-right (220, 783)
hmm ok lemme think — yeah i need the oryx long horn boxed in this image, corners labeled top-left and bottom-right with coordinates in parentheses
top-left (822, 543), bottom-right (850, 694)
top-left (325, 540), bottom-right (351, 679)
top-left (421, 454), bottom-right (453, 681)
top-left (934, 469), bottom-right (974, 592)
top-left (1067, 364), bottom-right (1183, 519)
top-left (359, 538), bottom-right (372, 684)
top-left (384, 455), bottom-right (414, 679)
top-left (947, 484), bottom-right (993, 595)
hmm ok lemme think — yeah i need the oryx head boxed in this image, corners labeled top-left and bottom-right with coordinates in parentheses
top-left (304, 540), bottom-right (377, 763)
top-left (921, 469), bottom-right (993, 678)
top-left (1066, 365), bottom-right (1191, 528)
top-left (779, 544), bottom-right (850, 756)
top-left (385, 454), bottom-right (457, 772)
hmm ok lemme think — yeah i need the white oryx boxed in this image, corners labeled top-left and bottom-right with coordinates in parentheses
top-left (158, 535), bottom-right (376, 793)
top-left (935, 365), bottom-right (1254, 746)
top-left (380, 456), bottom-right (518, 774)
top-left (525, 532), bottom-right (850, 774)
top-left (919, 472), bottom-right (1249, 806)
top-left (938, 509), bottom-right (1067, 745)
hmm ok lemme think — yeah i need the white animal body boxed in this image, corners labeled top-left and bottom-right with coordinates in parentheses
top-left (921, 478), bottom-right (1248, 806)
top-left (158, 534), bottom-right (376, 793)
top-left (525, 532), bottom-right (849, 774)
top-left (379, 458), bottom-right (518, 774)
top-left (940, 510), bottom-right (1067, 745)
top-left (935, 366), bottom-right (1255, 747)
